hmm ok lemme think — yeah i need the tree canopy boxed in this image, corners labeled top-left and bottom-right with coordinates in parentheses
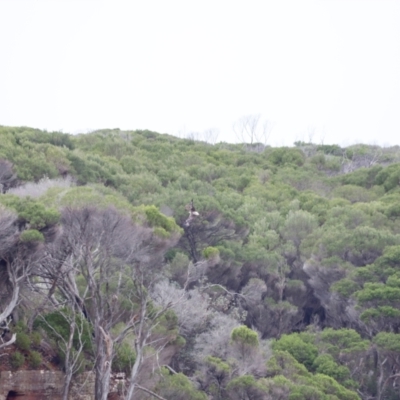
top-left (1, 126), bottom-right (400, 399)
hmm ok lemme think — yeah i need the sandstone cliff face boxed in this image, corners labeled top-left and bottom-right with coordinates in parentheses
top-left (0, 370), bottom-right (97, 400)
top-left (0, 348), bottom-right (174, 400)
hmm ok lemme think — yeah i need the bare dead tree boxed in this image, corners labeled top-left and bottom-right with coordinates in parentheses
top-left (37, 299), bottom-right (86, 400)
top-left (202, 128), bottom-right (220, 145)
top-left (60, 207), bottom-right (139, 400)
top-left (306, 125), bottom-right (316, 144)
top-left (33, 231), bottom-right (91, 400)
top-left (341, 145), bottom-right (384, 174)
top-left (53, 206), bottom-right (180, 400)
top-left (186, 131), bottom-right (200, 142)
top-left (261, 119), bottom-right (275, 146)
top-left (234, 114), bottom-right (261, 145)
top-left (8, 176), bottom-right (74, 198)
top-left (0, 208), bottom-right (43, 348)
top-left (123, 274), bottom-right (177, 400)
top-left (233, 114), bottom-right (274, 148)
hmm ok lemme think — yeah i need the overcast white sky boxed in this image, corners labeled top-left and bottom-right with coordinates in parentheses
top-left (1, 0), bottom-right (399, 146)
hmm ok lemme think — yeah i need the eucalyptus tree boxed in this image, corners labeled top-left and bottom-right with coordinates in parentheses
top-left (0, 205), bottom-right (46, 349)
top-left (48, 205), bottom-right (181, 400)
top-left (0, 206), bottom-right (19, 348)
top-left (373, 332), bottom-right (400, 400)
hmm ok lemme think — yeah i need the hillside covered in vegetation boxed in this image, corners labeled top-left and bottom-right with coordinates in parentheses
top-left (1, 126), bottom-right (400, 400)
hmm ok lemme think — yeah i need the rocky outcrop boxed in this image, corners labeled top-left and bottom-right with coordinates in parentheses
top-left (0, 370), bottom-right (100, 400)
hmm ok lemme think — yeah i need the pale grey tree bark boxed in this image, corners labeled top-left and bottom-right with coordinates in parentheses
top-left (54, 206), bottom-right (179, 400)
top-left (233, 114), bottom-right (274, 149)
top-left (0, 208), bottom-right (41, 346)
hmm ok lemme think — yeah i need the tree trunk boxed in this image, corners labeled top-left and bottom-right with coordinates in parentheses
top-left (95, 325), bottom-right (114, 400)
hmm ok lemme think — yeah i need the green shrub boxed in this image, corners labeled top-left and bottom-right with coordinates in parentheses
top-left (312, 354), bottom-right (350, 382)
top-left (231, 325), bottom-right (259, 348)
top-left (14, 321), bottom-right (28, 334)
top-left (267, 147), bottom-right (305, 167)
top-left (171, 335), bottom-right (186, 347)
top-left (316, 144), bottom-right (343, 156)
top-left (20, 229), bottom-right (45, 243)
top-left (28, 351), bottom-right (42, 369)
top-left (155, 368), bottom-right (207, 400)
top-left (164, 248), bottom-right (178, 262)
top-left (34, 309), bottom-right (93, 352)
top-left (202, 246), bottom-right (220, 260)
top-left (272, 333), bottom-right (318, 370)
top-left (166, 252), bottom-right (190, 285)
top-left (10, 351), bottom-right (25, 370)
top-left (153, 227), bottom-right (170, 238)
top-left (17, 199), bottom-right (60, 229)
top-left (16, 332), bottom-right (31, 351)
top-left (226, 375), bottom-right (267, 399)
top-left (113, 342), bottom-right (136, 374)
top-left (144, 205), bottom-right (178, 233)
top-left (31, 331), bottom-right (42, 347)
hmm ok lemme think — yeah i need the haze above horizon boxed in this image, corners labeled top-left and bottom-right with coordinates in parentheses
top-left (1, 0), bottom-right (399, 147)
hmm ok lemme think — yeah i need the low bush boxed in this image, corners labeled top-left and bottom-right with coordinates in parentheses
top-left (28, 350), bottom-right (42, 369)
top-left (10, 352), bottom-right (25, 370)
top-left (113, 342), bottom-right (136, 374)
top-left (16, 332), bottom-right (31, 351)
top-left (31, 331), bottom-right (41, 347)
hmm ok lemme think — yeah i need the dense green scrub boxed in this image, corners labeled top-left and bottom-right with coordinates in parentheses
top-left (1, 126), bottom-right (400, 399)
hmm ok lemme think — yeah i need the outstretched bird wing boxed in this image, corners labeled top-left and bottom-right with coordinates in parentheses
top-left (184, 199), bottom-right (199, 226)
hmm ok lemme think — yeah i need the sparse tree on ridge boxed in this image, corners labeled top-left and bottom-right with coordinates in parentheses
top-left (233, 114), bottom-right (274, 148)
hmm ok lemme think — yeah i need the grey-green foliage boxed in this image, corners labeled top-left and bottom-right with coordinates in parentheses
top-left (3, 127), bottom-right (400, 399)
top-left (155, 368), bottom-right (207, 400)
top-left (271, 333), bottom-right (318, 370)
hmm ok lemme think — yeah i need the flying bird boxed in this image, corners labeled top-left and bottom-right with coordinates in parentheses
top-left (184, 199), bottom-right (199, 227)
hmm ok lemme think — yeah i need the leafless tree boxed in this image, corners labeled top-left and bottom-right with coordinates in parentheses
top-left (194, 313), bottom-right (240, 363)
top-left (341, 145), bottom-right (383, 174)
top-left (153, 281), bottom-right (213, 338)
top-left (373, 344), bottom-right (400, 400)
top-left (0, 207), bottom-right (42, 349)
top-left (8, 176), bottom-right (74, 198)
top-left (47, 206), bottom-right (180, 400)
top-left (233, 114), bottom-right (274, 148)
top-left (36, 300), bottom-right (86, 400)
top-left (186, 131), bottom-right (200, 142)
top-left (202, 128), bottom-right (220, 145)
top-left (306, 125), bottom-right (316, 144)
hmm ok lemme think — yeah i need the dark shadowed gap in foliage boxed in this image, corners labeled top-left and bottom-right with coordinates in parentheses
top-left (302, 293), bottom-right (326, 326)
top-left (303, 306), bottom-right (326, 325)
top-left (6, 391), bottom-right (23, 399)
